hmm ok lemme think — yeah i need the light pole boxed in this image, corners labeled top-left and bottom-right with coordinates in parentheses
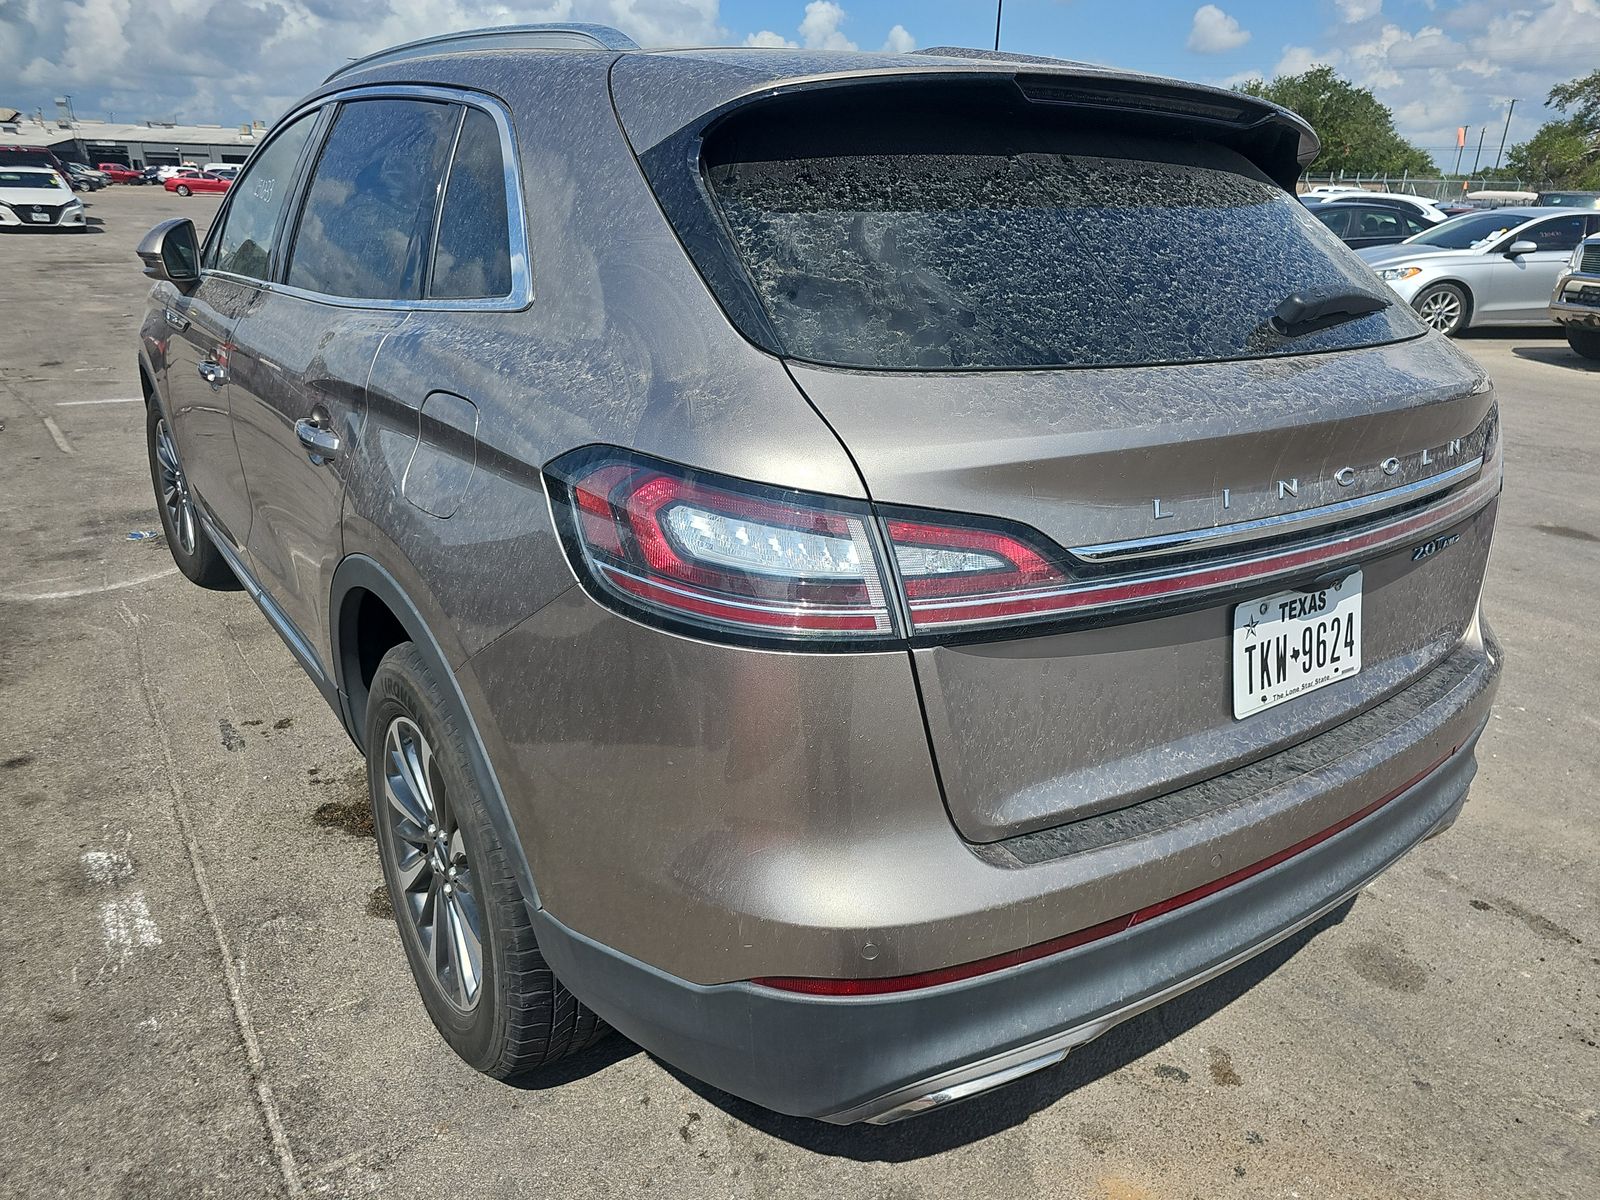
top-left (1492, 98), bottom-right (1517, 174)
top-left (994, 1), bottom-right (1003, 52)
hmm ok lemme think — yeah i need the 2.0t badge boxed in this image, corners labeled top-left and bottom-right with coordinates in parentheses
top-left (1411, 533), bottom-right (1461, 561)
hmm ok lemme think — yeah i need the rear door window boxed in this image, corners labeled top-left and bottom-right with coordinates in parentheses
top-left (209, 112), bottom-right (317, 278)
top-left (285, 99), bottom-right (458, 301)
top-left (706, 146), bottom-right (1422, 370)
top-left (429, 107), bottom-right (513, 299)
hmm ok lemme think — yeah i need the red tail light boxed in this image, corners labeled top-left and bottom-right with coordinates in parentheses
top-left (546, 449), bottom-right (897, 645)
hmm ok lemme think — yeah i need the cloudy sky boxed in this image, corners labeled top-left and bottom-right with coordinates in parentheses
top-left (3, 0), bottom-right (1597, 168)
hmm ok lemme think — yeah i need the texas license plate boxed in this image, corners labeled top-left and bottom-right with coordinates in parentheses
top-left (1232, 572), bottom-right (1362, 719)
top-left (29, 212), bottom-right (49, 222)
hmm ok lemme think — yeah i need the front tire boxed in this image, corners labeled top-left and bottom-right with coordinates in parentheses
top-left (1566, 326), bottom-right (1600, 361)
top-left (365, 643), bottom-right (607, 1078)
top-left (1413, 283), bottom-right (1469, 337)
top-left (145, 402), bottom-right (234, 588)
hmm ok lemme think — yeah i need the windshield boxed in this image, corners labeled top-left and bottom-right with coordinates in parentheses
top-left (708, 147), bottom-right (1421, 370)
top-left (0, 171), bottom-right (63, 190)
top-left (1406, 212), bottom-right (1525, 249)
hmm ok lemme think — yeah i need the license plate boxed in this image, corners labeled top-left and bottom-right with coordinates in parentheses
top-left (1232, 572), bottom-right (1362, 719)
top-left (28, 213), bottom-right (49, 223)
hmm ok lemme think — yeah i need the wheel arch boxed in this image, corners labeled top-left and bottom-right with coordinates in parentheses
top-left (329, 554), bottom-right (542, 910)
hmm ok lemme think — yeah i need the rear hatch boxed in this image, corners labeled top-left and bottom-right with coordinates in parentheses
top-left (612, 54), bottom-right (1500, 843)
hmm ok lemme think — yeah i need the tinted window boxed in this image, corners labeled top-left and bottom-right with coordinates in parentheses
top-left (286, 99), bottom-right (457, 300)
top-left (1520, 216), bottom-right (1585, 252)
top-left (1351, 208), bottom-right (1403, 239)
top-left (430, 107), bottom-right (513, 299)
top-left (708, 149), bottom-right (1420, 370)
top-left (211, 113), bottom-right (316, 278)
top-left (1403, 213), bottom-right (1430, 236)
top-left (1314, 206), bottom-right (1351, 236)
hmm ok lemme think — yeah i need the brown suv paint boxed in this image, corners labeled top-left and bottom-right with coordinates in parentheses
top-left (134, 27), bottom-right (1502, 1123)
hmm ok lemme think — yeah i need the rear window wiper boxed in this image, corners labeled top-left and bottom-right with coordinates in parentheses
top-left (1268, 288), bottom-right (1392, 337)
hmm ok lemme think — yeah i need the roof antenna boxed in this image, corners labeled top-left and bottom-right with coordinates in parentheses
top-left (994, 1), bottom-right (1003, 51)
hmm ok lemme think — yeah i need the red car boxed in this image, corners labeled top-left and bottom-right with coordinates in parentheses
top-left (97, 162), bottom-right (146, 184)
top-left (165, 171), bottom-right (231, 196)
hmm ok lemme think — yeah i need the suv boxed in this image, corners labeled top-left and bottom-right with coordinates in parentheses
top-left (134, 26), bottom-right (1503, 1124)
top-left (1552, 233), bottom-right (1600, 358)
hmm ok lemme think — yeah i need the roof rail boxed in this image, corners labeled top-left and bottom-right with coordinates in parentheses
top-left (324, 23), bottom-right (640, 83)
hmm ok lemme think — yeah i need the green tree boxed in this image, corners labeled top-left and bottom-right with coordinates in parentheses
top-left (1504, 70), bottom-right (1600, 189)
top-left (1236, 65), bottom-right (1435, 176)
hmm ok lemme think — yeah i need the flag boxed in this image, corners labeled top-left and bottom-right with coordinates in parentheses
top-left (1457, 126), bottom-right (1467, 148)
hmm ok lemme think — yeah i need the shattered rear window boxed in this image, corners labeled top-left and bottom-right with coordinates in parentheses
top-left (706, 151), bottom-right (1421, 370)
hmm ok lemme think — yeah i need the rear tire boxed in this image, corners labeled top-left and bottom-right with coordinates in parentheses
top-left (145, 402), bottom-right (234, 588)
top-left (175, 184), bottom-right (191, 196)
top-left (1412, 282), bottom-right (1469, 336)
top-left (1566, 326), bottom-right (1600, 360)
top-left (365, 642), bottom-right (608, 1078)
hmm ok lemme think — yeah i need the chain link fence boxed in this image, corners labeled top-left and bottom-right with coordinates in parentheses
top-left (1298, 172), bottom-right (1539, 202)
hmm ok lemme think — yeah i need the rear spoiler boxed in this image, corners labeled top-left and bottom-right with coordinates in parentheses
top-left (611, 54), bottom-right (1319, 191)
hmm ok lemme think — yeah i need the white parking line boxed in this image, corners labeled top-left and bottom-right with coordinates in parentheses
top-left (2, 566), bottom-right (177, 602)
top-left (41, 415), bottom-right (74, 454)
top-left (57, 397), bottom-right (143, 406)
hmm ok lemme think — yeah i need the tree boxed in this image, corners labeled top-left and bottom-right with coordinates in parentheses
top-left (1504, 70), bottom-right (1600, 189)
top-left (1236, 66), bottom-right (1435, 176)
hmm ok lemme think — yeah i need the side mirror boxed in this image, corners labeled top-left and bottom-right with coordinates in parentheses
top-left (135, 217), bottom-right (200, 289)
top-left (1505, 239), bottom-right (1538, 257)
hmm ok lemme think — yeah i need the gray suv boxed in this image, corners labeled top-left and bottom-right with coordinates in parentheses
top-left (134, 26), bottom-right (1503, 1124)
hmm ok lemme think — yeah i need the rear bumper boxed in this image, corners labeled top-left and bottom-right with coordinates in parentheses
top-left (533, 641), bottom-right (1497, 1122)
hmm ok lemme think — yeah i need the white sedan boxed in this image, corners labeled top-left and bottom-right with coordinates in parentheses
top-left (0, 166), bottom-right (86, 231)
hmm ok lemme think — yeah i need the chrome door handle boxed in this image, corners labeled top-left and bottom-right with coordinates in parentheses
top-left (295, 417), bottom-right (342, 464)
top-left (197, 361), bottom-right (226, 387)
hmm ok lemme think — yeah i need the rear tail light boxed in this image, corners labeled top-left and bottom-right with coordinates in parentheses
top-left (546, 449), bottom-right (898, 645)
top-left (549, 445), bottom-right (1493, 646)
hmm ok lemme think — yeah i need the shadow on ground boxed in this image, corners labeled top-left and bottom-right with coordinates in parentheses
top-left (1511, 343), bottom-right (1600, 372)
top-left (631, 896), bottom-right (1361, 1162)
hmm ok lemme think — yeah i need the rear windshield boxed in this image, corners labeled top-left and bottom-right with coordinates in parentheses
top-left (706, 148), bottom-right (1421, 370)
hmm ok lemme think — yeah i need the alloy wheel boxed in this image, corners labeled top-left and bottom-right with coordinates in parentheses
top-left (381, 716), bottom-right (484, 1011)
top-left (1416, 289), bottom-right (1463, 334)
top-left (154, 417), bottom-right (198, 555)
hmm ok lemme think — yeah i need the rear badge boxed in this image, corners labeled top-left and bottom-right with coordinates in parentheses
top-left (1411, 533), bottom-right (1461, 562)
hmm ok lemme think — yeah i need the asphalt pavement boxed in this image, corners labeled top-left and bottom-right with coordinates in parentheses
top-left (1, 187), bottom-right (1595, 1200)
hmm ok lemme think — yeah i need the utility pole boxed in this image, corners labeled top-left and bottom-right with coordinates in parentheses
top-left (1492, 98), bottom-right (1517, 174)
top-left (1470, 126), bottom-right (1486, 175)
top-left (994, 1), bottom-right (1003, 52)
top-left (1452, 127), bottom-right (1468, 176)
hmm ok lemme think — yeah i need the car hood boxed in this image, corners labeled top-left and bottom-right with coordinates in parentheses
top-left (0, 185), bottom-right (73, 205)
top-left (1357, 243), bottom-right (1477, 268)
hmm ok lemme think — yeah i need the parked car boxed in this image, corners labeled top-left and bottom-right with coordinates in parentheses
top-left (0, 165), bottom-right (86, 230)
top-left (136, 26), bottom-right (1503, 1125)
top-left (153, 164), bottom-right (201, 181)
top-left (1537, 190), bottom-right (1600, 210)
top-left (201, 162), bottom-right (242, 175)
top-left (1313, 201), bottom-right (1437, 249)
top-left (1550, 233), bottom-right (1600, 358)
top-left (1359, 207), bottom-right (1600, 335)
top-left (97, 162), bottom-right (147, 184)
top-left (1319, 192), bottom-right (1448, 224)
top-left (62, 161), bottom-right (109, 191)
top-left (165, 171), bottom-right (231, 196)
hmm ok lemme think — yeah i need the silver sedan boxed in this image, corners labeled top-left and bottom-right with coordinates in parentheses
top-left (1358, 207), bottom-right (1600, 336)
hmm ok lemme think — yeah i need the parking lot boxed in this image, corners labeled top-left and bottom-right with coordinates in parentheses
top-left (0, 186), bottom-right (1595, 1199)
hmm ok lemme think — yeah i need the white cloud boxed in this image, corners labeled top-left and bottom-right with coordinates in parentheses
top-left (745, 30), bottom-right (798, 48)
top-left (1335, 0), bottom-right (1382, 22)
top-left (0, 1), bottom-right (726, 126)
top-left (1274, 45), bottom-right (1327, 77)
top-left (1187, 5), bottom-right (1252, 55)
top-left (882, 24), bottom-right (916, 54)
top-left (798, 1), bottom-right (855, 51)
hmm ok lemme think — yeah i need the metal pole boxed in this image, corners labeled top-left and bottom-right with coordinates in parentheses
top-left (1492, 98), bottom-right (1517, 173)
top-left (1470, 126), bottom-right (1486, 175)
top-left (994, 1), bottom-right (1003, 52)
